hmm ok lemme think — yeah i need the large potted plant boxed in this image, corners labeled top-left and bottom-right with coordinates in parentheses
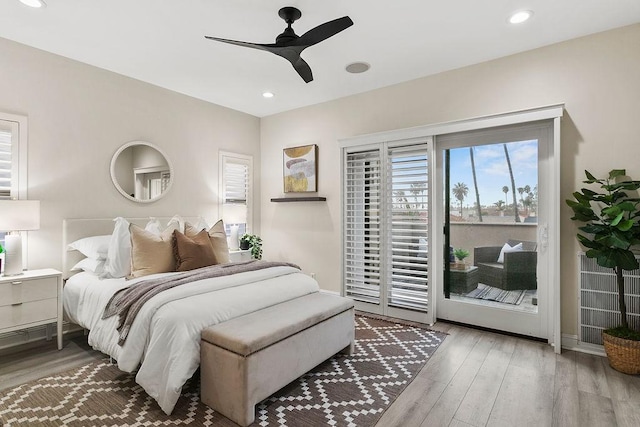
top-left (566, 169), bottom-right (640, 374)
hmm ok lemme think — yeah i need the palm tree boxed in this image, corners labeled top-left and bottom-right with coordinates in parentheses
top-left (494, 200), bottom-right (505, 211)
top-left (469, 147), bottom-right (482, 222)
top-left (409, 182), bottom-right (425, 210)
top-left (517, 187), bottom-right (524, 210)
top-left (452, 182), bottom-right (469, 216)
top-left (394, 190), bottom-right (409, 210)
top-left (523, 184), bottom-right (532, 216)
top-left (502, 185), bottom-right (509, 207)
top-left (503, 144), bottom-right (520, 222)
top-left (523, 194), bottom-right (533, 213)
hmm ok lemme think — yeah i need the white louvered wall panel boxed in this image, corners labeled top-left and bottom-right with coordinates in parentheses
top-left (579, 253), bottom-right (640, 345)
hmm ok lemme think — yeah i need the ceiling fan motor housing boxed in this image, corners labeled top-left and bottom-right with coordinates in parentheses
top-left (278, 7), bottom-right (302, 24)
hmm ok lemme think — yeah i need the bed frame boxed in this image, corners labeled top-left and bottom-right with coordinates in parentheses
top-left (62, 217), bottom-right (202, 280)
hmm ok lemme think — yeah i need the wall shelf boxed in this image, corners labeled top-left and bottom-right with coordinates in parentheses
top-left (271, 197), bottom-right (327, 202)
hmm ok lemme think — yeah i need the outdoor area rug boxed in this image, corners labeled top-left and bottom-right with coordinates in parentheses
top-left (0, 315), bottom-right (445, 427)
top-left (465, 284), bottom-right (526, 305)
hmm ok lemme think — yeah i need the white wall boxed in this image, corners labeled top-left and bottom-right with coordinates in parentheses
top-left (0, 36), bottom-right (261, 271)
top-left (260, 23), bottom-right (640, 335)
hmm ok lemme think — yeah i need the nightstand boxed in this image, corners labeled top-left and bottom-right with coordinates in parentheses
top-left (0, 268), bottom-right (63, 350)
top-left (229, 249), bottom-right (252, 262)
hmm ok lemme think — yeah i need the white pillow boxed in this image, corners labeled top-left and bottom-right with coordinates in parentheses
top-left (167, 215), bottom-right (186, 233)
top-left (101, 217), bottom-right (132, 279)
top-left (145, 217), bottom-right (163, 235)
top-left (191, 216), bottom-right (210, 232)
top-left (71, 257), bottom-right (106, 275)
top-left (497, 242), bottom-right (523, 263)
top-left (68, 235), bottom-right (111, 260)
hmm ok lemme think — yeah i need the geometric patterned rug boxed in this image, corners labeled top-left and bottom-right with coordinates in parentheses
top-left (0, 316), bottom-right (445, 427)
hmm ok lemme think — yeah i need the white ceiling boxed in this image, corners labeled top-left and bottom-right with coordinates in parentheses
top-left (2, 0), bottom-right (640, 117)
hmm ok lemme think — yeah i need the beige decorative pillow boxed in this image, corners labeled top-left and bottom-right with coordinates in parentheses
top-left (129, 223), bottom-right (179, 278)
top-left (173, 229), bottom-right (217, 271)
top-left (185, 219), bottom-right (230, 264)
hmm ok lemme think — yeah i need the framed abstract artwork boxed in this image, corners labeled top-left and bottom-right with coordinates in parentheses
top-left (283, 144), bottom-right (317, 193)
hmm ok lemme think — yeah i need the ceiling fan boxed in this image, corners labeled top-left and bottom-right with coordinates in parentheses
top-left (205, 7), bottom-right (353, 83)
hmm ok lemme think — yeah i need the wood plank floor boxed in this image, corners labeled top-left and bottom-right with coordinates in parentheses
top-left (1, 324), bottom-right (639, 427)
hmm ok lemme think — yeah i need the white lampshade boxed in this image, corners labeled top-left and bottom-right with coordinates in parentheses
top-left (222, 204), bottom-right (246, 252)
top-left (0, 200), bottom-right (40, 276)
top-left (0, 200), bottom-right (41, 231)
top-left (222, 203), bottom-right (247, 225)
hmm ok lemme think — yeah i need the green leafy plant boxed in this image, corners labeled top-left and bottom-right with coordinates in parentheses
top-left (453, 248), bottom-right (470, 262)
top-left (239, 233), bottom-right (263, 260)
top-left (566, 169), bottom-right (640, 340)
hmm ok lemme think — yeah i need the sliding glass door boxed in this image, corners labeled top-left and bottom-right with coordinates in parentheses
top-left (343, 139), bottom-right (433, 323)
top-left (340, 105), bottom-right (561, 347)
top-left (436, 122), bottom-right (553, 338)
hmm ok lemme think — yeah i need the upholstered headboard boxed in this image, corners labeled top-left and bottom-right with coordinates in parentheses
top-left (62, 217), bottom-right (203, 280)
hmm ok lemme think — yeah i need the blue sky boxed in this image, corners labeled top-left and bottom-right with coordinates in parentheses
top-left (448, 140), bottom-right (538, 208)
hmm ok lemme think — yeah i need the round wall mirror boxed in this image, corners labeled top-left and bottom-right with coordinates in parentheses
top-left (110, 141), bottom-right (173, 203)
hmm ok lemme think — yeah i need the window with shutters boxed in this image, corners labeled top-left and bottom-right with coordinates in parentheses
top-left (343, 140), bottom-right (429, 316)
top-left (0, 113), bottom-right (28, 248)
top-left (219, 151), bottom-right (253, 236)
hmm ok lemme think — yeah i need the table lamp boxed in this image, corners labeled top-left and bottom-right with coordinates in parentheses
top-left (0, 200), bottom-right (40, 276)
top-left (222, 203), bottom-right (247, 251)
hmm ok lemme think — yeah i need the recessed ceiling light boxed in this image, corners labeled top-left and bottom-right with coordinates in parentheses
top-left (18, 0), bottom-right (46, 8)
top-left (509, 10), bottom-right (533, 24)
top-left (262, 92), bottom-right (274, 98)
top-left (345, 62), bottom-right (371, 74)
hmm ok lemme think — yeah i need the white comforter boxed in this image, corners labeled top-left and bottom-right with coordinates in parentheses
top-left (63, 266), bottom-right (319, 414)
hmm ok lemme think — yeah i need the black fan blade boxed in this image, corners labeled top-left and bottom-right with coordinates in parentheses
top-left (292, 57), bottom-right (313, 83)
top-left (204, 36), bottom-right (277, 53)
top-left (269, 47), bottom-right (313, 82)
top-left (296, 16), bottom-right (353, 47)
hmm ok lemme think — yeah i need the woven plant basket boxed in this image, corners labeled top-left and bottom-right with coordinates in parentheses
top-left (602, 331), bottom-right (640, 375)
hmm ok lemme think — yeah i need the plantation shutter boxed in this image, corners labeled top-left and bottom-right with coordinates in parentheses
top-left (223, 160), bottom-right (249, 204)
top-left (343, 140), bottom-right (430, 317)
top-left (220, 152), bottom-right (253, 236)
top-left (0, 121), bottom-right (19, 249)
top-left (386, 145), bottom-right (429, 311)
top-left (0, 128), bottom-right (13, 200)
top-left (344, 149), bottom-right (382, 304)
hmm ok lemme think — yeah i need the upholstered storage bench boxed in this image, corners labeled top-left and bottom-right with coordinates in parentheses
top-left (200, 292), bottom-right (355, 426)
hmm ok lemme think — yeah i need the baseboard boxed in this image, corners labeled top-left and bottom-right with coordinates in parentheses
top-left (0, 322), bottom-right (82, 351)
top-left (561, 333), bottom-right (606, 357)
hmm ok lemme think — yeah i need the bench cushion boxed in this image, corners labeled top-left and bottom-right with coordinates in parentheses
top-left (201, 292), bottom-right (354, 356)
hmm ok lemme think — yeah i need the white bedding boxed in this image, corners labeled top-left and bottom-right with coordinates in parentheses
top-left (63, 267), bottom-right (319, 414)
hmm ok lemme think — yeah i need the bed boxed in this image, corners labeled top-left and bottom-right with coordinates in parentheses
top-left (61, 217), bottom-right (321, 415)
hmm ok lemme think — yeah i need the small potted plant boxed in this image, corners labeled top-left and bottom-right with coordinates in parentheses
top-left (453, 248), bottom-right (470, 270)
top-left (239, 233), bottom-right (263, 260)
top-left (567, 169), bottom-right (640, 374)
